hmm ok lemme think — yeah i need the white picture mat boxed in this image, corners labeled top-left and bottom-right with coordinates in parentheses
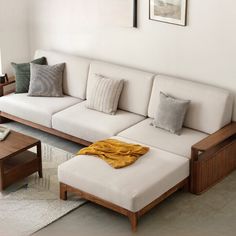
top-left (150, 0), bottom-right (187, 26)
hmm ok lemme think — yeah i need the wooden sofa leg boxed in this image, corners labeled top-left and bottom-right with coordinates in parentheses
top-left (60, 183), bottom-right (67, 200)
top-left (128, 212), bottom-right (138, 232)
top-left (183, 179), bottom-right (190, 192)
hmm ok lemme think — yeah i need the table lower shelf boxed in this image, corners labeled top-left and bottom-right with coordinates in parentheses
top-left (1, 150), bottom-right (42, 190)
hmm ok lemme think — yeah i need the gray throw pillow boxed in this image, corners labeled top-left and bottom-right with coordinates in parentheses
top-left (11, 57), bottom-right (47, 93)
top-left (87, 74), bottom-right (124, 115)
top-left (28, 63), bottom-right (65, 97)
top-left (151, 92), bottom-right (190, 135)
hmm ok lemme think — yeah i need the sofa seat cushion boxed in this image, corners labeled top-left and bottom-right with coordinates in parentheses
top-left (0, 93), bottom-right (81, 127)
top-left (58, 136), bottom-right (189, 212)
top-left (118, 118), bottom-right (208, 158)
top-left (52, 101), bottom-right (145, 142)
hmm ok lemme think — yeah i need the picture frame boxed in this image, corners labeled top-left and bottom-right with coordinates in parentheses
top-left (133, 0), bottom-right (138, 27)
top-left (149, 0), bottom-right (187, 26)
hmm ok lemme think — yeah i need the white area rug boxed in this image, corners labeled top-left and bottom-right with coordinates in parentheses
top-left (0, 143), bottom-right (85, 236)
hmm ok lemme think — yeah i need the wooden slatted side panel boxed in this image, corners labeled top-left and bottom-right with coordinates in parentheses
top-left (193, 140), bottom-right (236, 194)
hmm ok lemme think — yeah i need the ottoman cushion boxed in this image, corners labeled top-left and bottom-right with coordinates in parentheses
top-left (58, 137), bottom-right (189, 212)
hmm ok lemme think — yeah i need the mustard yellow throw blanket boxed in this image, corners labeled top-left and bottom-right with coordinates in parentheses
top-left (77, 139), bottom-right (149, 168)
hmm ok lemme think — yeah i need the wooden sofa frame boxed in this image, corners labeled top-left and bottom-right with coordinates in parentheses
top-left (190, 122), bottom-right (236, 194)
top-left (1, 85), bottom-right (236, 231)
top-left (60, 179), bottom-right (188, 232)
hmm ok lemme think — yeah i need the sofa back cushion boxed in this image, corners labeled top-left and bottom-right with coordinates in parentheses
top-left (87, 61), bottom-right (154, 116)
top-left (34, 50), bottom-right (91, 99)
top-left (148, 75), bottom-right (234, 134)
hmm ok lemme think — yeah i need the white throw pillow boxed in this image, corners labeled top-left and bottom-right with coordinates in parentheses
top-left (87, 75), bottom-right (124, 115)
top-left (87, 74), bottom-right (124, 115)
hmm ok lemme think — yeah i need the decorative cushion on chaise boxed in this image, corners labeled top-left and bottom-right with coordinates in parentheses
top-left (52, 101), bottom-right (145, 142)
top-left (118, 118), bottom-right (208, 158)
top-left (0, 93), bottom-right (81, 127)
top-left (58, 136), bottom-right (189, 212)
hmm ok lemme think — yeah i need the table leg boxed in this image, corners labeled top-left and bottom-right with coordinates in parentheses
top-left (37, 142), bottom-right (43, 178)
top-left (0, 160), bottom-right (4, 191)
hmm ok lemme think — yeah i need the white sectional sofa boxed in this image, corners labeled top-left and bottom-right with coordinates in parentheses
top-left (0, 50), bottom-right (235, 231)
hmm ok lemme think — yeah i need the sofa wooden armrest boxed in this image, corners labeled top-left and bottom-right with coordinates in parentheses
top-left (192, 122), bottom-right (236, 153)
top-left (190, 122), bottom-right (236, 194)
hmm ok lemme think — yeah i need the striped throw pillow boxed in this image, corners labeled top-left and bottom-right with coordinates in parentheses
top-left (28, 63), bottom-right (65, 97)
top-left (87, 75), bottom-right (124, 115)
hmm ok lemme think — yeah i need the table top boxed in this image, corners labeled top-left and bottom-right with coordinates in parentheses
top-left (0, 128), bottom-right (40, 160)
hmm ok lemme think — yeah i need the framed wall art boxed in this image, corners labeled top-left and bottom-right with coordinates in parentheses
top-left (98, 0), bottom-right (138, 28)
top-left (149, 0), bottom-right (187, 26)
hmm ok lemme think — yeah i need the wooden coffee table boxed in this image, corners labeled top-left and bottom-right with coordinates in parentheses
top-left (0, 128), bottom-right (42, 191)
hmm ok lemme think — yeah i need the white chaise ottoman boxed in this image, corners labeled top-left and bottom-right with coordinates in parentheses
top-left (58, 137), bottom-right (189, 231)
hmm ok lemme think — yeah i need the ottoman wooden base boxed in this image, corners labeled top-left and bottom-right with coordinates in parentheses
top-left (60, 178), bottom-right (188, 232)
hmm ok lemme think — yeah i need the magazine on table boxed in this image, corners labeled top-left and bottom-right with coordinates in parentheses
top-left (0, 126), bottom-right (10, 141)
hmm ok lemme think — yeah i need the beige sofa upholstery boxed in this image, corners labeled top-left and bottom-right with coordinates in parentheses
top-left (148, 75), bottom-right (234, 134)
top-left (0, 93), bottom-right (81, 127)
top-left (87, 61), bottom-right (154, 116)
top-left (52, 101), bottom-right (145, 142)
top-left (58, 136), bottom-right (189, 212)
top-left (117, 75), bottom-right (233, 158)
top-left (118, 118), bottom-right (208, 158)
top-left (52, 59), bottom-right (155, 141)
top-left (35, 50), bottom-right (91, 100)
top-left (0, 50), bottom-right (92, 127)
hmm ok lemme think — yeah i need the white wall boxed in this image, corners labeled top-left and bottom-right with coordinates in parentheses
top-left (0, 0), bottom-right (30, 75)
top-left (29, 0), bottom-right (236, 119)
